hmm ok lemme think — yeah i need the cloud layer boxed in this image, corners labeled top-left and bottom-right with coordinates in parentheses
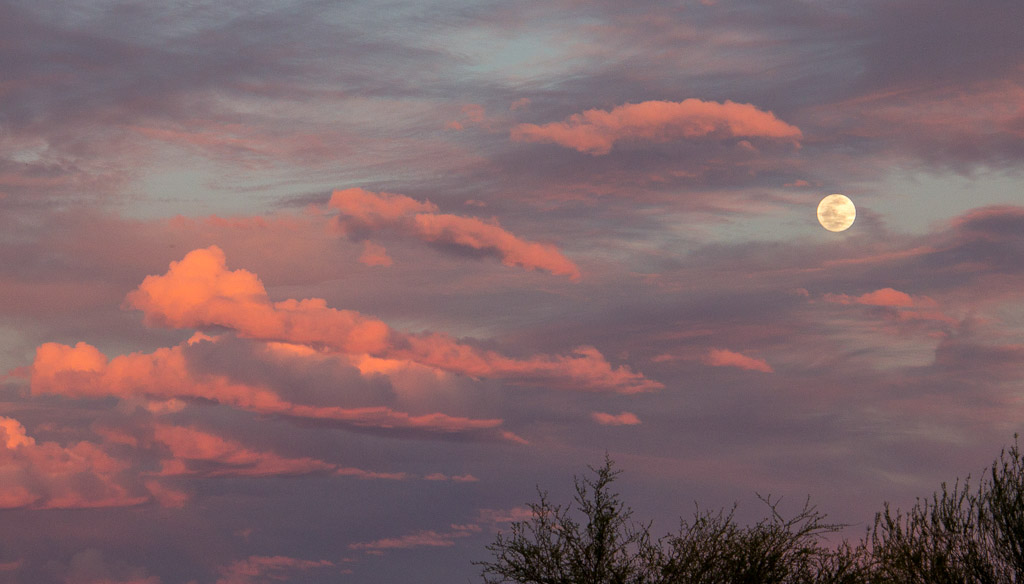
top-left (2, 1), bottom-right (1024, 583)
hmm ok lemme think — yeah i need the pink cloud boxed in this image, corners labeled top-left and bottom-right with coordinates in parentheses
top-left (123, 247), bottom-right (655, 393)
top-left (329, 189), bottom-right (580, 279)
top-left (411, 213), bottom-right (581, 279)
top-left (810, 82), bottom-right (1024, 168)
top-left (591, 411), bottom-right (641, 426)
top-left (358, 241), bottom-right (393, 267)
top-left (822, 288), bottom-right (953, 326)
top-left (142, 480), bottom-right (188, 509)
top-left (152, 423), bottom-right (410, 480)
top-left (0, 416), bottom-right (148, 510)
top-left (30, 339), bottom-right (510, 439)
top-left (824, 287), bottom-right (933, 308)
top-left (125, 246), bottom-right (393, 353)
top-left (395, 337), bottom-right (661, 394)
top-left (511, 99), bottom-right (802, 155)
top-left (705, 348), bottom-right (774, 373)
top-left (329, 187), bottom-right (437, 228)
top-left (349, 525), bottom-right (480, 552)
top-left (215, 555), bottom-right (335, 584)
top-left (153, 424), bottom-right (336, 478)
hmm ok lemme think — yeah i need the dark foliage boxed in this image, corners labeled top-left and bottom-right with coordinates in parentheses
top-left (869, 436), bottom-right (1024, 583)
top-left (656, 496), bottom-right (868, 584)
top-left (476, 455), bottom-right (654, 584)
top-left (478, 437), bottom-right (1024, 584)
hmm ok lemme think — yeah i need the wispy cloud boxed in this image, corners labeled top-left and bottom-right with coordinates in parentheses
top-left (329, 188), bottom-right (581, 279)
top-left (349, 524), bottom-right (481, 552)
top-left (216, 555), bottom-right (336, 584)
top-left (511, 99), bottom-right (801, 155)
top-left (704, 348), bottom-right (774, 373)
top-left (591, 411), bottom-right (641, 426)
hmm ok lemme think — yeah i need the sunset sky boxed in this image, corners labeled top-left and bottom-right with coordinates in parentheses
top-left (2, 1), bottom-right (1024, 582)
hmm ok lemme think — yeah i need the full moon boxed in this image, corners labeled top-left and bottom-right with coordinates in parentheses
top-left (817, 194), bottom-right (856, 232)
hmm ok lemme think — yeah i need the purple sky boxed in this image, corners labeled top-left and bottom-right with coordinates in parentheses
top-left (2, 1), bottom-right (1024, 582)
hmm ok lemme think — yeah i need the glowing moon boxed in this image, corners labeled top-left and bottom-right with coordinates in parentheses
top-left (817, 194), bottom-right (856, 232)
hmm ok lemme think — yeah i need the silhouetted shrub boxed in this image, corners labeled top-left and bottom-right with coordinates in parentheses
top-left (656, 496), bottom-right (869, 584)
top-left (477, 438), bottom-right (1024, 584)
top-left (869, 436), bottom-right (1024, 584)
top-left (476, 456), bottom-right (655, 584)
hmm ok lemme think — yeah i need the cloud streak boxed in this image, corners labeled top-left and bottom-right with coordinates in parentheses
top-left (704, 348), bottom-right (774, 373)
top-left (591, 411), bottom-right (641, 426)
top-left (329, 188), bottom-right (581, 279)
top-left (30, 338), bottom-right (511, 439)
top-left (511, 99), bottom-right (802, 155)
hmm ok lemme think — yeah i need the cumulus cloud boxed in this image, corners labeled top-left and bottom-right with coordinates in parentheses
top-left (591, 411), bottom-right (641, 426)
top-left (704, 348), bottom-right (774, 373)
top-left (511, 99), bottom-right (802, 155)
top-left (122, 247), bottom-right (657, 393)
top-left (0, 416), bottom-right (148, 510)
top-left (329, 188), bottom-right (580, 279)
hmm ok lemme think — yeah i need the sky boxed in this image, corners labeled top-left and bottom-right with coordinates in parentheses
top-left (1, 0), bottom-right (1024, 582)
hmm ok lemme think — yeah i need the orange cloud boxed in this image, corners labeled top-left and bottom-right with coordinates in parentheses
top-left (154, 424), bottom-right (336, 478)
top-left (358, 241), bottom-right (393, 267)
top-left (329, 187), bottom-right (437, 228)
top-left (125, 246), bottom-right (392, 354)
top-left (824, 287), bottom-right (937, 308)
top-left (30, 339), bottom-right (510, 439)
top-left (0, 416), bottom-right (148, 509)
top-left (123, 247), bottom-right (655, 393)
top-left (591, 411), bottom-right (641, 426)
top-left (411, 213), bottom-right (580, 279)
top-left (511, 99), bottom-right (802, 155)
top-left (396, 337), bottom-right (661, 394)
top-left (705, 348), bottom-right (774, 373)
top-left (822, 288), bottom-right (954, 326)
top-left (329, 189), bottom-right (580, 279)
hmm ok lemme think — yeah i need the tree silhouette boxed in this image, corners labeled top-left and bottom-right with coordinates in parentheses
top-left (477, 437), bottom-right (1024, 584)
top-left (476, 455), bottom-right (654, 584)
top-left (869, 435), bottom-right (1024, 583)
